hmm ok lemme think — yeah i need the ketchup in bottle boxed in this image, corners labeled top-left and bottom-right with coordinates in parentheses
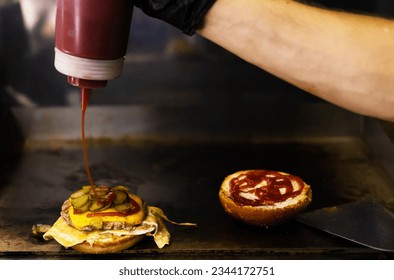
top-left (53, 0), bottom-right (133, 200)
top-left (54, 0), bottom-right (133, 89)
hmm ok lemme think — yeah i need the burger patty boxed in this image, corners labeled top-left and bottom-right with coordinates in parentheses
top-left (60, 200), bottom-right (143, 232)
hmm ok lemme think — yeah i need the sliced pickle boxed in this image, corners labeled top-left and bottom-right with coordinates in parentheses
top-left (93, 186), bottom-right (110, 196)
top-left (81, 185), bottom-right (92, 193)
top-left (70, 190), bottom-right (86, 199)
top-left (99, 200), bottom-right (112, 211)
top-left (113, 191), bottom-right (127, 204)
top-left (89, 217), bottom-right (103, 229)
top-left (115, 202), bottom-right (131, 213)
top-left (89, 200), bottom-right (104, 211)
top-left (75, 200), bottom-right (91, 212)
top-left (113, 186), bottom-right (129, 192)
top-left (70, 186), bottom-right (133, 213)
top-left (70, 186), bottom-right (91, 199)
top-left (70, 194), bottom-right (90, 208)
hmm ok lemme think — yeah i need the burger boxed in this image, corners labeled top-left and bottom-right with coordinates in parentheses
top-left (42, 185), bottom-right (195, 254)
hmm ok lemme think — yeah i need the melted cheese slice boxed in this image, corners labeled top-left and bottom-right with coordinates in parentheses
top-left (69, 193), bottom-right (145, 230)
top-left (69, 208), bottom-right (144, 230)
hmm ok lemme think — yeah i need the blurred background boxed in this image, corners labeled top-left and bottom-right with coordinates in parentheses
top-left (1, 0), bottom-right (394, 109)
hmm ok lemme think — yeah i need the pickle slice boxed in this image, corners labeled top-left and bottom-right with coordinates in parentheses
top-left (89, 217), bottom-right (103, 229)
top-left (89, 200), bottom-right (104, 211)
top-left (93, 186), bottom-right (110, 197)
top-left (81, 185), bottom-right (92, 193)
top-left (113, 191), bottom-right (127, 205)
top-left (115, 203), bottom-right (131, 213)
top-left (70, 190), bottom-right (86, 199)
top-left (70, 185), bottom-right (133, 213)
top-left (99, 202), bottom-right (111, 211)
top-left (74, 200), bottom-right (91, 212)
top-left (70, 186), bottom-right (91, 199)
top-left (70, 194), bottom-right (90, 208)
top-left (113, 186), bottom-right (129, 192)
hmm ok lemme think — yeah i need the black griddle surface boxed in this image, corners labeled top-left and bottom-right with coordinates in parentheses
top-left (1, 138), bottom-right (394, 259)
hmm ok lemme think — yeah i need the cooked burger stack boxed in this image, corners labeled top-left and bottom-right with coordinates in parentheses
top-left (44, 185), bottom-right (195, 254)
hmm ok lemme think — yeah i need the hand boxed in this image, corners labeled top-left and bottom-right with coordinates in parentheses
top-left (133, 0), bottom-right (216, 35)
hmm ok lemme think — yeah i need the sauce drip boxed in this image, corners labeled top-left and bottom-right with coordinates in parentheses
top-left (229, 170), bottom-right (305, 206)
top-left (81, 88), bottom-right (99, 202)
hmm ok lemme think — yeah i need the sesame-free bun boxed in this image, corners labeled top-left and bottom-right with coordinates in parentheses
top-left (72, 234), bottom-right (144, 254)
top-left (219, 170), bottom-right (312, 227)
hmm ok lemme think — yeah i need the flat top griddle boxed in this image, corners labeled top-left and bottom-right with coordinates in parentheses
top-left (1, 138), bottom-right (394, 259)
top-left (1, 106), bottom-right (394, 259)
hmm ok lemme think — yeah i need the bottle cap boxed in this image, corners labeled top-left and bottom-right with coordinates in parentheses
top-left (54, 48), bottom-right (125, 81)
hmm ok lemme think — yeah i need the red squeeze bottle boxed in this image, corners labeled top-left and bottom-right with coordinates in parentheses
top-left (54, 0), bottom-right (133, 89)
top-left (54, 0), bottom-right (133, 201)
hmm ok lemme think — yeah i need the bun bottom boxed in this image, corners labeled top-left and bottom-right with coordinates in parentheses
top-left (72, 234), bottom-right (145, 254)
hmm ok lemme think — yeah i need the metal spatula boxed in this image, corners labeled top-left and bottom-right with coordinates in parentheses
top-left (295, 198), bottom-right (394, 252)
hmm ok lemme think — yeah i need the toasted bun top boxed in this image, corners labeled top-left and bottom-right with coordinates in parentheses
top-left (221, 169), bottom-right (310, 208)
top-left (219, 169), bottom-right (312, 226)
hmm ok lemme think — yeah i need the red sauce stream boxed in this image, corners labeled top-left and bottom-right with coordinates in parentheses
top-left (80, 88), bottom-right (141, 217)
top-left (229, 170), bottom-right (305, 206)
top-left (81, 88), bottom-right (99, 202)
